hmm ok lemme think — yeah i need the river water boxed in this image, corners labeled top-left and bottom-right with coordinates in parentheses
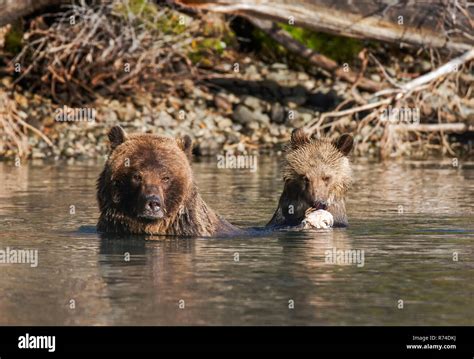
top-left (0, 158), bottom-right (473, 325)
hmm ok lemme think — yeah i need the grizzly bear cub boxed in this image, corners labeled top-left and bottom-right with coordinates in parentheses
top-left (266, 129), bottom-right (353, 228)
top-left (96, 126), bottom-right (239, 236)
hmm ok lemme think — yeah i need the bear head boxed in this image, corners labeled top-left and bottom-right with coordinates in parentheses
top-left (280, 128), bottom-right (353, 225)
top-left (98, 126), bottom-right (194, 224)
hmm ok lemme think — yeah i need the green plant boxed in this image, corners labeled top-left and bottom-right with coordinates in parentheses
top-left (4, 22), bottom-right (23, 55)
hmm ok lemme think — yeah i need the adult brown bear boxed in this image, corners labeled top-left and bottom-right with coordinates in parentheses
top-left (96, 126), bottom-right (240, 236)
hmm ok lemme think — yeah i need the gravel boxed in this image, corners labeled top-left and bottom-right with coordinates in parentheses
top-left (0, 56), bottom-right (354, 160)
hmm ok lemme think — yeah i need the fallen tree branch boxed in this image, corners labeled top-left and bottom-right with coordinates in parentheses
top-left (302, 47), bottom-right (474, 157)
top-left (177, 0), bottom-right (474, 53)
top-left (0, 89), bottom-right (54, 157)
top-left (12, 113), bottom-right (54, 147)
top-left (247, 17), bottom-right (384, 92)
top-left (399, 48), bottom-right (474, 93)
top-left (307, 48), bottom-right (474, 133)
top-left (0, 0), bottom-right (68, 26)
top-left (307, 98), bottom-right (392, 133)
top-left (392, 123), bottom-right (474, 133)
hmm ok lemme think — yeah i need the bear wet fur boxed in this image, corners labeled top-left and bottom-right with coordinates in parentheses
top-left (96, 126), bottom-right (239, 236)
top-left (266, 129), bottom-right (353, 228)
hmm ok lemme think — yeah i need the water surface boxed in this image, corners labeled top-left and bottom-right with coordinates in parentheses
top-left (0, 158), bottom-right (473, 325)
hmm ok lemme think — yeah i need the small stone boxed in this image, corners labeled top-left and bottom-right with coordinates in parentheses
top-left (247, 121), bottom-right (259, 131)
top-left (270, 102), bottom-right (285, 124)
top-left (31, 149), bottom-right (46, 159)
top-left (220, 63), bottom-right (232, 72)
top-left (202, 117), bottom-right (216, 129)
top-left (270, 63), bottom-right (288, 70)
top-left (166, 96), bottom-right (182, 109)
top-left (297, 72), bottom-right (310, 81)
top-left (303, 80), bottom-right (316, 90)
top-left (245, 64), bottom-right (258, 77)
top-left (266, 72), bottom-right (288, 83)
top-left (214, 95), bottom-right (232, 112)
top-left (269, 125), bottom-right (280, 137)
top-left (65, 147), bottom-right (75, 157)
top-left (420, 61), bottom-right (431, 72)
top-left (262, 133), bottom-right (273, 144)
top-left (157, 111), bottom-right (175, 127)
top-left (116, 102), bottom-right (136, 122)
top-left (300, 112), bottom-right (313, 124)
top-left (225, 132), bottom-right (240, 144)
top-left (236, 142), bottom-right (246, 153)
top-left (109, 99), bottom-right (121, 110)
top-left (1, 76), bottom-right (12, 87)
top-left (14, 93), bottom-right (28, 108)
top-left (253, 111), bottom-right (270, 124)
top-left (217, 118), bottom-right (233, 129)
top-left (183, 79), bottom-right (194, 94)
top-left (133, 93), bottom-right (152, 108)
top-left (104, 109), bottom-right (118, 124)
top-left (243, 96), bottom-right (261, 111)
top-left (43, 115), bottom-right (55, 127)
top-left (232, 105), bottom-right (253, 125)
top-left (214, 134), bottom-right (226, 144)
top-left (231, 123), bottom-right (243, 132)
top-left (370, 74), bottom-right (381, 82)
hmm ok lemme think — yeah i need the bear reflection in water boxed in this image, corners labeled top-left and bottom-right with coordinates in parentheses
top-left (96, 126), bottom-right (353, 237)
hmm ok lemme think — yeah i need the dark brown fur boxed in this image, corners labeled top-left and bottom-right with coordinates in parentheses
top-left (267, 129), bottom-right (353, 228)
top-left (97, 126), bottom-right (239, 237)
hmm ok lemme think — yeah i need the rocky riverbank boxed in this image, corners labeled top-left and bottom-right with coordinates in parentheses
top-left (0, 0), bottom-right (472, 161)
top-left (1, 57), bottom-right (358, 160)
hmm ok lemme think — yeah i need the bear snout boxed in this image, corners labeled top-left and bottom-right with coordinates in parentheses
top-left (146, 195), bottom-right (161, 211)
top-left (140, 195), bottom-right (165, 220)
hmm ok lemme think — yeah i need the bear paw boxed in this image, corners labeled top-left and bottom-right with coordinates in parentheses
top-left (302, 209), bottom-right (334, 229)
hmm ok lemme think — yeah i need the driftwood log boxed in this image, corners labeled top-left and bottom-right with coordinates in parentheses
top-left (177, 0), bottom-right (474, 53)
top-left (0, 0), bottom-right (67, 27)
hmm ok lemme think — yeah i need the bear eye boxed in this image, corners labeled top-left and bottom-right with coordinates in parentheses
top-left (162, 176), bottom-right (170, 183)
top-left (132, 173), bottom-right (142, 182)
top-left (322, 176), bottom-right (331, 183)
top-left (303, 176), bottom-right (310, 184)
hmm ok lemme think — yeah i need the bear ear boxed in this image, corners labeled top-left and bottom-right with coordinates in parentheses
top-left (290, 128), bottom-right (311, 148)
top-left (334, 133), bottom-right (354, 156)
top-left (176, 135), bottom-right (193, 160)
top-left (108, 126), bottom-right (128, 150)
